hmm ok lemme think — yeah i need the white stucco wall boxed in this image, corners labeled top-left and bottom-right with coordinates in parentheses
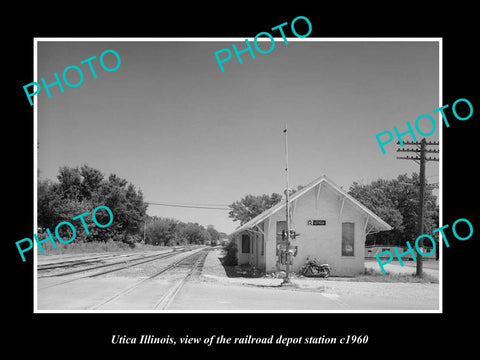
top-left (235, 228), bottom-right (266, 268)
top-left (236, 233), bottom-right (251, 264)
top-left (264, 183), bottom-right (367, 276)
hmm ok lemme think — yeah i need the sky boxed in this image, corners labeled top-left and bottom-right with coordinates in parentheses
top-left (37, 39), bottom-right (440, 234)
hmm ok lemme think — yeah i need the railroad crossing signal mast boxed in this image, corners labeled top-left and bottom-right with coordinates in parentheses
top-left (283, 125), bottom-right (292, 284)
top-left (397, 138), bottom-right (439, 276)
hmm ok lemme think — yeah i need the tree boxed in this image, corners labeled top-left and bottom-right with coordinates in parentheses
top-left (206, 226), bottom-right (220, 241)
top-left (177, 222), bottom-right (211, 245)
top-left (145, 218), bottom-right (179, 246)
top-left (95, 172), bottom-right (147, 244)
top-left (38, 178), bottom-right (62, 230)
top-left (37, 165), bottom-right (148, 245)
top-left (349, 178), bottom-right (404, 246)
top-left (228, 193), bottom-right (282, 225)
top-left (348, 173), bottom-right (439, 246)
top-left (79, 165), bottom-right (104, 200)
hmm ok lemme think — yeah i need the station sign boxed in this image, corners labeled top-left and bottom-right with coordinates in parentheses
top-left (307, 220), bottom-right (326, 226)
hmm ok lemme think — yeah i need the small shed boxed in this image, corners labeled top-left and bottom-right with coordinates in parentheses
top-left (230, 175), bottom-right (392, 276)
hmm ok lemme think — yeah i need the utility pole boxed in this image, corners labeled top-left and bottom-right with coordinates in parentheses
top-left (283, 124), bottom-right (291, 284)
top-left (397, 138), bottom-right (439, 276)
top-left (143, 219), bottom-right (146, 244)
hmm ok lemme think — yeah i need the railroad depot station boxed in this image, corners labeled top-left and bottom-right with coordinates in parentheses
top-left (230, 175), bottom-right (392, 276)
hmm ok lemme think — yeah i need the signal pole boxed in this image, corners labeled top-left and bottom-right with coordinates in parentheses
top-left (283, 124), bottom-right (291, 284)
top-left (143, 218), bottom-right (147, 244)
top-left (397, 138), bottom-right (439, 276)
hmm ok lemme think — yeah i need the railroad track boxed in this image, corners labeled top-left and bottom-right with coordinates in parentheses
top-left (37, 253), bottom-right (136, 271)
top-left (37, 247), bottom-right (185, 272)
top-left (154, 250), bottom-right (209, 310)
top-left (88, 248), bottom-right (209, 311)
top-left (37, 247), bottom-right (193, 290)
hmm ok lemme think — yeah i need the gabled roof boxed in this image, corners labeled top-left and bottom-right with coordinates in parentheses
top-left (230, 175), bottom-right (392, 236)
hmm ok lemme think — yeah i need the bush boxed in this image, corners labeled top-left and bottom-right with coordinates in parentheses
top-left (222, 241), bottom-right (238, 266)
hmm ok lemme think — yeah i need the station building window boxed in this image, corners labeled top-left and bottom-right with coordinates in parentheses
top-left (342, 222), bottom-right (355, 256)
top-left (242, 234), bottom-right (250, 253)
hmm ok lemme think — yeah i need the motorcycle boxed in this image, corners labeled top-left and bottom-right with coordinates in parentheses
top-left (300, 257), bottom-right (330, 278)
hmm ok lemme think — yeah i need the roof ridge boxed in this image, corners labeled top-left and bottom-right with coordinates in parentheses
top-left (231, 175), bottom-right (328, 235)
top-left (230, 174), bottom-right (392, 236)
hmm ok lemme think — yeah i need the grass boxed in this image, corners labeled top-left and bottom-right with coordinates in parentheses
top-left (216, 260), bottom-right (439, 283)
top-left (37, 240), bottom-right (175, 256)
top-left (349, 267), bottom-right (439, 283)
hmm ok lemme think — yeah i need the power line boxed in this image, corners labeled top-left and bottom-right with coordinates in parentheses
top-left (147, 200), bottom-right (230, 206)
top-left (146, 201), bottom-right (230, 210)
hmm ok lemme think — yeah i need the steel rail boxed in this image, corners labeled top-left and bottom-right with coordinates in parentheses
top-left (38, 249), bottom-right (184, 279)
top-left (153, 250), bottom-right (208, 310)
top-left (37, 253), bottom-right (136, 271)
top-left (88, 249), bottom-right (208, 310)
top-left (37, 249), bottom-right (190, 290)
